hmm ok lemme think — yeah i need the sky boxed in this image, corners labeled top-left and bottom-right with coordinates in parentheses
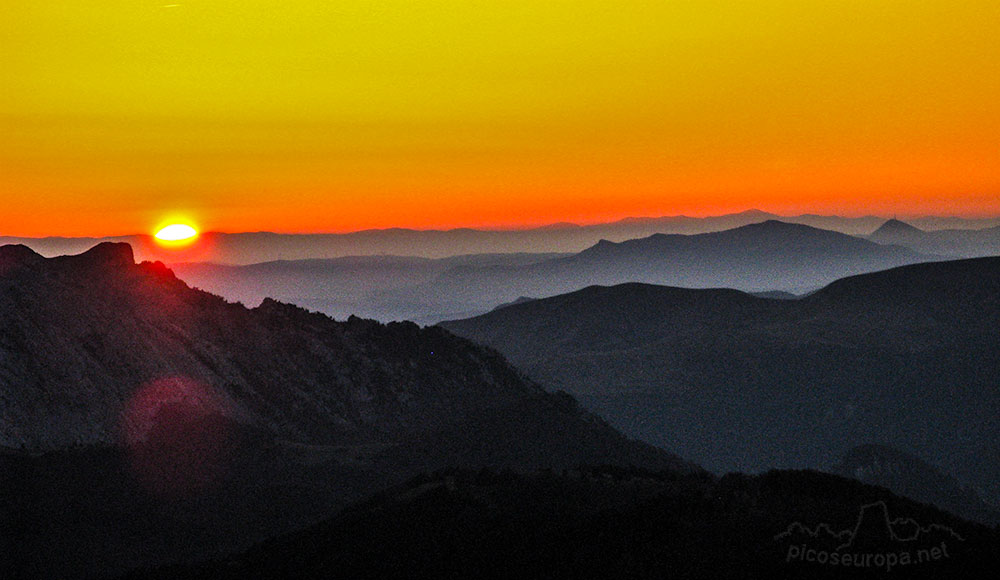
top-left (2, 1), bottom-right (999, 237)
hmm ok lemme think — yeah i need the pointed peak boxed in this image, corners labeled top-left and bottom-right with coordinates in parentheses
top-left (579, 238), bottom-right (618, 254)
top-left (873, 218), bottom-right (923, 235)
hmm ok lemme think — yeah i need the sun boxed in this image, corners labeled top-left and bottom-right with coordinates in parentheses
top-left (154, 223), bottom-right (199, 247)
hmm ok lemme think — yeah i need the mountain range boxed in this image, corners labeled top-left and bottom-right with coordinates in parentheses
top-left (441, 257), bottom-right (1000, 514)
top-left (418, 220), bottom-right (934, 302)
top-left (4, 210), bottom-right (997, 265)
top-left (3, 241), bottom-right (1000, 577)
top-left (170, 220), bottom-right (937, 324)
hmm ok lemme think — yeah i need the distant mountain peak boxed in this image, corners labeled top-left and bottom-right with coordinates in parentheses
top-left (872, 219), bottom-right (923, 236)
top-left (567, 219), bottom-right (917, 270)
top-left (490, 296), bottom-right (536, 312)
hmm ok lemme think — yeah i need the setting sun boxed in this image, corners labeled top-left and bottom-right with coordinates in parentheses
top-left (154, 224), bottom-right (198, 245)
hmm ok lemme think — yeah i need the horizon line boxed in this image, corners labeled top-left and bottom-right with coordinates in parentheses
top-left (5, 208), bottom-right (1000, 239)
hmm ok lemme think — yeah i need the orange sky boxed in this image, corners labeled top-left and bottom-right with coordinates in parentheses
top-left (2, 1), bottom-right (999, 237)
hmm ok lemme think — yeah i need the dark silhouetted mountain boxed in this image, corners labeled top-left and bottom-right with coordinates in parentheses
top-left (868, 219), bottom-right (1000, 257)
top-left (0, 243), bottom-right (692, 579)
top-left (122, 468), bottom-right (1000, 580)
top-left (441, 257), bottom-right (1000, 517)
top-left (832, 444), bottom-right (1000, 526)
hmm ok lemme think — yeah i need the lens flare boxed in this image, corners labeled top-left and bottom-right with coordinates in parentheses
top-left (121, 376), bottom-right (237, 497)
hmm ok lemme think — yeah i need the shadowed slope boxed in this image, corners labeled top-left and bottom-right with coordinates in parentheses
top-left (441, 257), bottom-right (1000, 515)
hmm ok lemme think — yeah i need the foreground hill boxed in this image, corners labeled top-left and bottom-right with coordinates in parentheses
top-left (0, 243), bottom-right (690, 578)
top-left (126, 467), bottom-right (1000, 579)
top-left (441, 257), bottom-right (1000, 513)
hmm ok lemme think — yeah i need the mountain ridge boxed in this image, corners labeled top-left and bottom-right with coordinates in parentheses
top-left (378, 220), bottom-right (938, 323)
top-left (0, 241), bottom-right (689, 470)
top-left (0, 242), bottom-right (697, 577)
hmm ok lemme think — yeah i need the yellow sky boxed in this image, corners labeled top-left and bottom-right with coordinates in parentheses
top-left (2, 1), bottom-right (999, 236)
